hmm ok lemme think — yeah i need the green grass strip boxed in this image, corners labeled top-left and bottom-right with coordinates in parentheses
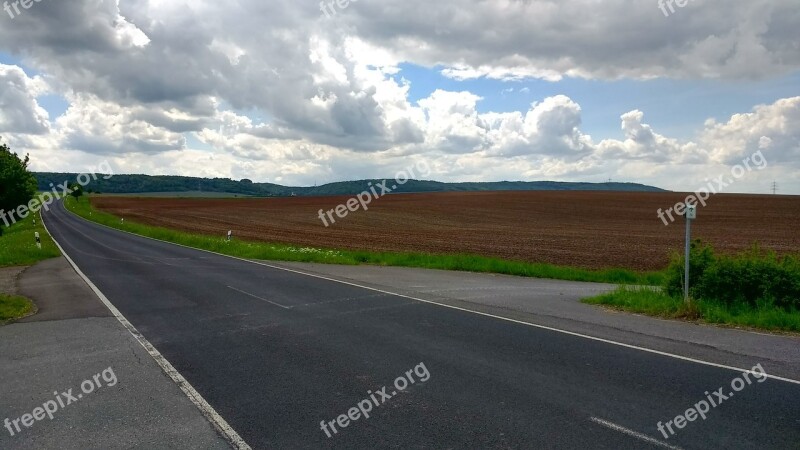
top-left (0, 294), bottom-right (35, 323)
top-left (0, 211), bottom-right (61, 267)
top-left (65, 196), bottom-right (665, 285)
top-left (583, 286), bottom-right (800, 333)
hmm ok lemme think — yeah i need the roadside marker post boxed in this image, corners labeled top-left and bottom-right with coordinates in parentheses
top-left (684, 203), bottom-right (697, 303)
top-left (227, 230), bottom-right (233, 242)
top-left (35, 231), bottom-right (41, 249)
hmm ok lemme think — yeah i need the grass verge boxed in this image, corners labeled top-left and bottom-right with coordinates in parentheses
top-left (0, 211), bottom-right (61, 267)
top-left (65, 196), bottom-right (665, 285)
top-left (0, 294), bottom-right (36, 323)
top-left (583, 286), bottom-right (800, 333)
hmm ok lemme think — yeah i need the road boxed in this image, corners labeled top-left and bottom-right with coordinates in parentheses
top-left (42, 200), bottom-right (800, 449)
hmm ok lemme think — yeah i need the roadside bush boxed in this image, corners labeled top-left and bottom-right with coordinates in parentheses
top-left (665, 241), bottom-right (800, 310)
top-left (664, 240), bottom-right (716, 298)
top-left (0, 139), bottom-right (38, 230)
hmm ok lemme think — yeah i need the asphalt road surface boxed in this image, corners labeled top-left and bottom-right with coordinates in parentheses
top-left (42, 201), bottom-right (800, 449)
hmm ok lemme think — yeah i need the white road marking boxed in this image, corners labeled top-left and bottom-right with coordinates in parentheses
top-left (226, 285), bottom-right (292, 309)
top-left (288, 292), bottom-right (386, 309)
top-left (57, 203), bottom-right (800, 386)
top-left (41, 210), bottom-right (252, 450)
top-left (590, 417), bottom-right (683, 450)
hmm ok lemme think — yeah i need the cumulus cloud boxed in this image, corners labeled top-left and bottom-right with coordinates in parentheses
top-left (596, 110), bottom-right (702, 163)
top-left (700, 97), bottom-right (800, 165)
top-left (0, 0), bottom-right (798, 193)
top-left (349, 0), bottom-right (800, 81)
top-left (0, 65), bottom-right (51, 134)
top-left (55, 93), bottom-right (186, 155)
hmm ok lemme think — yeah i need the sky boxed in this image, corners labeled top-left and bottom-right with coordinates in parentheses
top-left (0, 0), bottom-right (798, 193)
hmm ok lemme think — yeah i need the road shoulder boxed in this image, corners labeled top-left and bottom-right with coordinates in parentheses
top-left (265, 261), bottom-right (800, 381)
top-left (0, 257), bottom-right (230, 449)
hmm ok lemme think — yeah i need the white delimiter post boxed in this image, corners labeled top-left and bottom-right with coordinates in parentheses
top-left (684, 204), bottom-right (697, 303)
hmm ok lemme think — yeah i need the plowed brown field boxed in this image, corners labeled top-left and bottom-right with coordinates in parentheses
top-left (90, 191), bottom-right (800, 271)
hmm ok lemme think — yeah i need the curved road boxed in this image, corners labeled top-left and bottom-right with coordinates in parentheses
top-left (42, 201), bottom-right (800, 449)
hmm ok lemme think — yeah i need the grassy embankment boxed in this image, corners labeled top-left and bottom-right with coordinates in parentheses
top-left (0, 211), bottom-right (60, 322)
top-left (584, 243), bottom-right (800, 333)
top-left (65, 195), bottom-right (665, 285)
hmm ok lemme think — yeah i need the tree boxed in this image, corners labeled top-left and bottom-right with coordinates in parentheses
top-left (0, 138), bottom-right (37, 234)
top-left (69, 182), bottom-right (83, 201)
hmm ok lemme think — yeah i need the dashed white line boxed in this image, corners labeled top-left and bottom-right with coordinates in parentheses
top-left (590, 417), bottom-right (682, 450)
top-left (226, 285), bottom-right (292, 310)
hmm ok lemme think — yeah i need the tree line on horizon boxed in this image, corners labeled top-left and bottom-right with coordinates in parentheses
top-left (33, 172), bottom-right (666, 197)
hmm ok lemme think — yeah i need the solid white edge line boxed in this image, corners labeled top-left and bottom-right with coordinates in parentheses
top-left (590, 417), bottom-right (683, 450)
top-left (59, 202), bottom-right (800, 386)
top-left (41, 208), bottom-right (252, 450)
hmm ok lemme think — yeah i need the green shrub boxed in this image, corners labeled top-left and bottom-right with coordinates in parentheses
top-left (664, 239), bottom-right (716, 298)
top-left (697, 249), bottom-right (800, 310)
top-left (665, 241), bottom-right (800, 310)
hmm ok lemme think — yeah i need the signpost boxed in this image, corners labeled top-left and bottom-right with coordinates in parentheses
top-left (684, 203), bottom-right (697, 303)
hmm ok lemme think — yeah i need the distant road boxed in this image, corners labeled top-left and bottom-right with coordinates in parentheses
top-left (43, 200), bottom-right (800, 449)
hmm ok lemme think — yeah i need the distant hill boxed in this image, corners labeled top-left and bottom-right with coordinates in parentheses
top-left (34, 173), bottom-right (667, 197)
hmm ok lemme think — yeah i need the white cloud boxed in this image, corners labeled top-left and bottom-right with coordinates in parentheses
top-left (596, 110), bottom-right (702, 163)
top-left (700, 97), bottom-right (800, 165)
top-left (0, 0), bottom-right (798, 193)
top-left (0, 65), bottom-right (51, 135)
top-left (349, 0), bottom-right (800, 81)
top-left (55, 93), bottom-right (186, 155)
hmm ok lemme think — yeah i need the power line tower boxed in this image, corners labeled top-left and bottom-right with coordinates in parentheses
top-left (772, 181), bottom-right (777, 195)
